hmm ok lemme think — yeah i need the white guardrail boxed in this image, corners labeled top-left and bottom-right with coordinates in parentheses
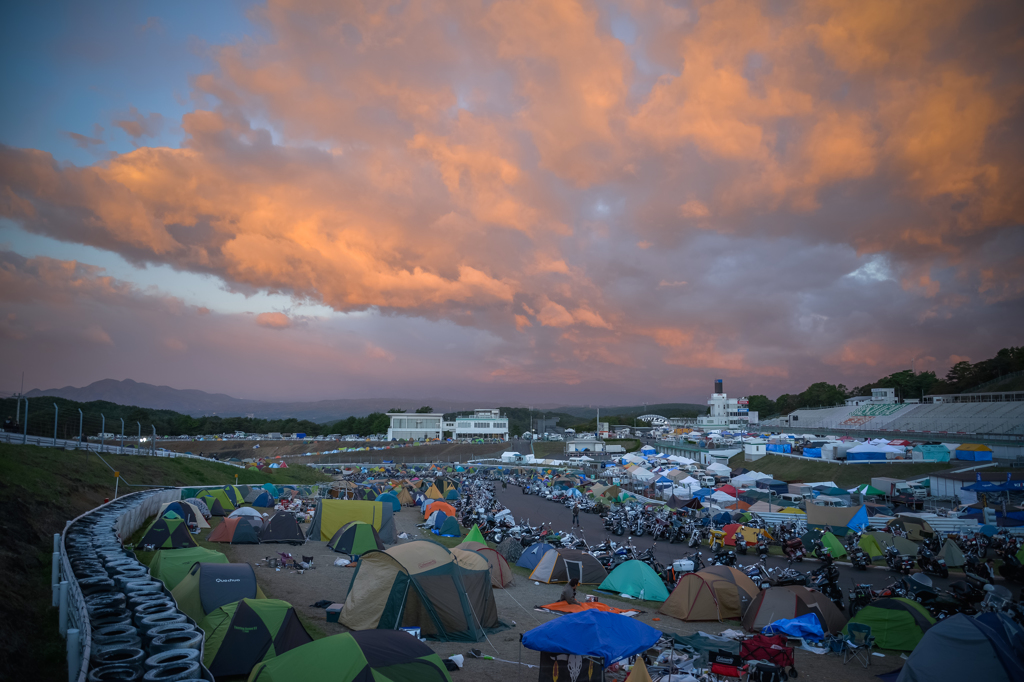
top-left (0, 432), bottom-right (245, 468)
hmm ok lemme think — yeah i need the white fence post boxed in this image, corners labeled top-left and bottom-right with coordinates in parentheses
top-left (66, 628), bottom-right (81, 682)
top-left (58, 580), bottom-right (69, 636)
top-left (51, 552), bottom-right (60, 606)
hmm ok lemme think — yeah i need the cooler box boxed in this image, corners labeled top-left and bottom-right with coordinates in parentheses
top-left (325, 603), bottom-right (343, 623)
top-left (673, 558), bottom-right (694, 572)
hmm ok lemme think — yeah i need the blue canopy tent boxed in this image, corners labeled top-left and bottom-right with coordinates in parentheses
top-left (522, 610), bottom-right (662, 668)
top-left (376, 492), bottom-right (401, 512)
top-left (516, 543), bottom-right (556, 570)
top-left (692, 488), bottom-right (713, 500)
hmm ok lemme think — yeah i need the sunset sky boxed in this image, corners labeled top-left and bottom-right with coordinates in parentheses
top-left (1, 0), bottom-right (1022, 404)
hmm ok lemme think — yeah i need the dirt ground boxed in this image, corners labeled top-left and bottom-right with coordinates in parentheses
top-left (201, 502), bottom-right (905, 682)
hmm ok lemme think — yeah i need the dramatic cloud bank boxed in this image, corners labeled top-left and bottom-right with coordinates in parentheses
top-left (1, 0), bottom-right (1022, 402)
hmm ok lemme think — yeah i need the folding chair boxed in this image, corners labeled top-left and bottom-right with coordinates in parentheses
top-left (843, 623), bottom-right (875, 668)
top-left (706, 649), bottom-right (746, 681)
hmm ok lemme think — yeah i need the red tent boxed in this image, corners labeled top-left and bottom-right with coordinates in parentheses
top-left (715, 485), bottom-right (738, 497)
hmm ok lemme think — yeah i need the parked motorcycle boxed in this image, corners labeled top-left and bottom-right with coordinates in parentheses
top-left (782, 538), bottom-right (806, 561)
top-left (884, 543), bottom-right (916, 575)
top-left (917, 546), bottom-right (949, 579)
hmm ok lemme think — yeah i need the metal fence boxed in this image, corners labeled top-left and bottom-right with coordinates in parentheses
top-left (0, 431), bottom-right (244, 468)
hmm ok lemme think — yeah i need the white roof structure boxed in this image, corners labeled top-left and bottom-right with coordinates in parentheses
top-left (710, 491), bottom-right (737, 504)
top-left (707, 462), bottom-right (731, 473)
top-left (630, 467), bottom-right (655, 482)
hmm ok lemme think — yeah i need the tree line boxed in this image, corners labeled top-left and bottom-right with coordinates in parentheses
top-left (746, 346), bottom-right (1023, 418)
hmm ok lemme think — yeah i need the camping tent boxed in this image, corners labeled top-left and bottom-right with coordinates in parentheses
top-left (183, 497), bottom-right (211, 518)
top-left (522, 610), bottom-right (662, 669)
top-left (459, 542), bottom-right (515, 588)
top-left (376, 492), bottom-right (401, 512)
top-left (742, 586), bottom-right (847, 634)
top-left (157, 501), bottom-right (209, 529)
top-left (897, 612), bottom-right (1024, 682)
top-left (262, 482), bottom-right (280, 498)
top-left (246, 630), bottom-right (453, 682)
top-left (252, 491), bottom-right (275, 507)
top-left (434, 516), bottom-right (461, 537)
top-left (818, 531), bottom-right (848, 558)
top-left (171, 562), bottom-right (265, 623)
top-left (842, 598), bottom-right (935, 651)
top-left (659, 566), bottom-right (759, 622)
top-left (887, 516), bottom-right (935, 541)
top-left (464, 525), bottom-right (487, 545)
top-left (868, 531), bottom-right (919, 556)
top-left (327, 521), bottom-right (385, 556)
top-left (598, 560), bottom-right (669, 601)
top-left (937, 538), bottom-right (966, 567)
top-left (805, 504), bottom-right (869, 536)
top-left (858, 533), bottom-right (886, 561)
top-left (207, 516), bottom-right (261, 544)
top-left (423, 501), bottom-right (456, 520)
top-left (229, 506), bottom-right (266, 529)
top-left (393, 487), bottom-right (415, 506)
top-left (149, 547), bottom-right (227, 589)
top-left (200, 598), bottom-right (312, 677)
top-left (529, 548), bottom-right (608, 584)
top-left (222, 485), bottom-right (244, 506)
top-left (517, 543), bottom-right (556, 570)
top-left (259, 512), bottom-right (306, 545)
top-left (306, 500), bottom-right (397, 544)
top-left (197, 488), bottom-right (236, 512)
top-left (137, 516), bottom-right (197, 550)
top-left (956, 444), bottom-right (994, 461)
top-left (339, 541), bottom-right (502, 642)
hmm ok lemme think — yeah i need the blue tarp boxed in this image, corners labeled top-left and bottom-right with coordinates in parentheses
top-left (516, 542), bottom-right (556, 569)
top-left (762, 613), bottom-right (825, 640)
top-left (522, 610), bottom-right (662, 667)
top-left (803, 448), bottom-right (822, 458)
top-left (767, 443), bottom-right (792, 454)
top-left (693, 488), bottom-right (713, 500)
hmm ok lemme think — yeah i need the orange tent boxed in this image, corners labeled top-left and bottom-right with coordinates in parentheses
top-left (423, 501), bottom-right (456, 519)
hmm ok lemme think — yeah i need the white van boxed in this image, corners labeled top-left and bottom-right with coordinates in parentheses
top-left (779, 493), bottom-right (805, 507)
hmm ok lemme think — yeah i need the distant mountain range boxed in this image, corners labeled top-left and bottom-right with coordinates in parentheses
top-left (25, 378), bottom-right (703, 423)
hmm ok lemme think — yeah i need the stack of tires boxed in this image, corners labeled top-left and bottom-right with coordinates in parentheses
top-left (65, 492), bottom-right (212, 682)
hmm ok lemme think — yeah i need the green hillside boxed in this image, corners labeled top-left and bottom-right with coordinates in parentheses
top-left (0, 443), bottom-right (330, 681)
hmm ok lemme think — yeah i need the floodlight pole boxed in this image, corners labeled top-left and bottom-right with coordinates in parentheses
top-left (137, 422), bottom-right (141, 451)
top-left (100, 414), bottom-right (105, 452)
top-left (152, 425), bottom-right (156, 455)
top-left (22, 398), bottom-right (28, 444)
top-left (77, 409), bottom-right (83, 449)
top-left (53, 403), bottom-right (58, 446)
top-left (120, 419), bottom-right (125, 454)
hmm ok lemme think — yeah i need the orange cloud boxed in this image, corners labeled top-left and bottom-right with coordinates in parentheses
top-left (256, 312), bottom-right (291, 329)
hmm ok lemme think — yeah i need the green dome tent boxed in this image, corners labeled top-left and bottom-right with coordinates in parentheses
top-left (171, 562), bottom-right (265, 623)
top-left (245, 630), bottom-right (453, 682)
top-left (200, 598), bottom-right (312, 677)
top-left (858, 533), bottom-right (886, 561)
top-left (598, 560), bottom-right (669, 601)
top-left (435, 516), bottom-right (461, 537)
top-left (198, 488), bottom-right (236, 512)
top-left (327, 521), bottom-right (384, 556)
top-left (842, 598), bottom-right (935, 651)
top-left (818, 531), bottom-right (847, 558)
top-left (137, 516), bottom-right (198, 550)
top-left (149, 546), bottom-right (228, 589)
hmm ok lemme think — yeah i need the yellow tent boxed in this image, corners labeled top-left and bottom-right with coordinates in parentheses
top-left (779, 507), bottom-right (804, 514)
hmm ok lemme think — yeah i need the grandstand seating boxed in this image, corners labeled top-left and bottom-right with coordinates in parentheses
top-left (766, 401), bottom-right (1023, 435)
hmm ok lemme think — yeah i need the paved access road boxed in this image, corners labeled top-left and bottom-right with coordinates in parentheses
top-left (494, 484), bottom-right (961, 598)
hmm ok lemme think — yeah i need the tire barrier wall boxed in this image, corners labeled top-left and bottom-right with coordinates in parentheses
top-left (57, 487), bottom-right (214, 682)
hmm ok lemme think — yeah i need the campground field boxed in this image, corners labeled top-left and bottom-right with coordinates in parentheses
top-left (138, 499), bottom-right (911, 682)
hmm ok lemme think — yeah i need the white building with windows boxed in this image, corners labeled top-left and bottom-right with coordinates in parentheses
top-left (696, 379), bottom-right (756, 430)
top-left (387, 413), bottom-right (444, 441)
top-left (448, 409), bottom-right (509, 440)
